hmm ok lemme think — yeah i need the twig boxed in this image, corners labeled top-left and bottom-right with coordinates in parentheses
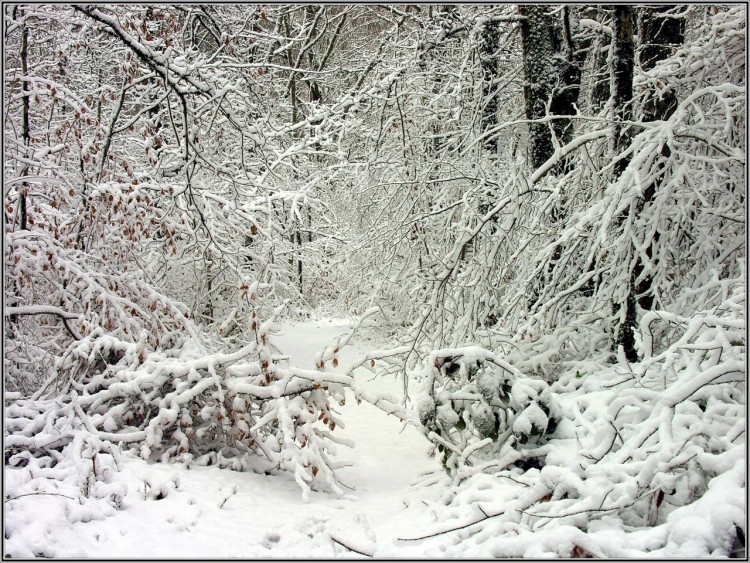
top-left (421, 500), bottom-right (438, 520)
top-left (329, 535), bottom-right (372, 557)
top-left (518, 505), bottom-right (617, 519)
top-left (495, 473), bottom-right (531, 487)
top-left (398, 510), bottom-right (504, 542)
top-left (518, 487), bottom-right (656, 520)
top-left (609, 421), bottom-right (624, 445)
top-left (5, 492), bottom-right (76, 502)
top-left (218, 485), bottom-right (237, 510)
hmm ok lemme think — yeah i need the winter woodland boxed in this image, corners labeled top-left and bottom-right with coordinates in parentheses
top-left (3, 4), bottom-right (746, 558)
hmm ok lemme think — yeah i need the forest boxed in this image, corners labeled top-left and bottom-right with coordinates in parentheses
top-left (3, 4), bottom-right (746, 558)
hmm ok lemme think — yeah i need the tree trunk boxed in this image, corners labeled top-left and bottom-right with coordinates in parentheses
top-left (610, 5), bottom-right (638, 362)
top-left (283, 12), bottom-right (304, 293)
top-left (522, 7), bottom-right (587, 307)
top-left (480, 18), bottom-right (501, 155)
top-left (19, 6), bottom-right (30, 232)
top-left (611, 6), bottom-right (684, 363)
top-left (519, 5), bottom-right (586, 172)
top-left (586, 6), bottom-right (613, 114)
top-left (548, 6), bottom-right (583, 152)
top-left (518, 5), bottom-right (555, 169)
top-left (611, 5), bottom-right (635, 177)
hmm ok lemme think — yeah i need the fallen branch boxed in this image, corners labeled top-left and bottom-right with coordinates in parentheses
top-left (397, 507), bottom-right (505, 542)
top-left (329, 534), bottom-right (373, 557)
top-left (5, 492), bottom-right (77, 502)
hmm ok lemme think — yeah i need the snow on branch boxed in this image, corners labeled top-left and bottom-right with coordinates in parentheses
top-left (5, 302), bottom-right (365, 500)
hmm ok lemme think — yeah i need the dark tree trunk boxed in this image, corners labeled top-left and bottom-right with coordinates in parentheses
top-left (19, 6), bottom-right (30, 232)
top-left (521, 6), bottom-right (587, 308)
top-left (612, 6), bottom-right (684, 363)
top-left (639, 6), bottom-right (685, 73)
top-left (610, 5), bottom-right (638, 362)
top-left (283, 11), bottom-right (304, 293)
top-left (586, 6), bottom-right (613, 114)
top-left (519, 5), bottom-right (586, 172)
top-left (611, 5), bottom-right (635, 177)
top-left (480, 19), bottom-right (501, 155)
top-left (548, 6), bottom-right (583, 151)
top-left (518, 5), bottom-right (555, 169)
top-left (9, 6), bottom-right (31, 328)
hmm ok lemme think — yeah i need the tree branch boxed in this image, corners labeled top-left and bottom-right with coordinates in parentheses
top-left (329, 535), bottom-right (373, 557)
top-left (4, 305), bottom-right (82, 340)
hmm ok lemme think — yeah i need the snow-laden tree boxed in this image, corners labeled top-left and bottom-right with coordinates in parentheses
top-left (329, 4), bottom-right (744, 552)
top-left (3, 4), bottom-right (405, 497)
top-left (334, 6), bottom-right (527, 341)
top-left (3, 5), bottom-right (745, 550)
top-left (339, 3), bottom-right (743, 373)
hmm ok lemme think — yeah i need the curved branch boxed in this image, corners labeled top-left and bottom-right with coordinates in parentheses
top-left (4, 305), bottom-right (82, 340)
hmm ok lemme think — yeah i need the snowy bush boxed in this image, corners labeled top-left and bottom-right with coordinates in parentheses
top-left (402, 270), bottom-right (745, 557)
top-left (414, 346), bottom-right (560, 481)
top-left (5, 297), bottom-right (356, 501)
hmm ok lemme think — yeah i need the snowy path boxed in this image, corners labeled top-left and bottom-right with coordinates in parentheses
top-left (8, 316), bottom-right (745, 559)
top-left (270, 318), bottom-right (444, 556)
top-left (5, 318), bottom-right (445, 558)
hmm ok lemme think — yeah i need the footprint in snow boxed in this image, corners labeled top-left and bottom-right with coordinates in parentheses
top-left (262, 532), bottom-right (281, 548)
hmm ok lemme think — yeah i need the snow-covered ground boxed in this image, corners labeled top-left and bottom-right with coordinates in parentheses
top-left (4, 317), bottom-right (453, 558)
top-left (5, 316), bottom-right (745, 559)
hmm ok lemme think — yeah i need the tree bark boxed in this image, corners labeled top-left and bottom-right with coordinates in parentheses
top-left (610, 5), bottom-right (638, 362)
top-left (548, 6), bottom-right (583, 152)
top-left (612, 6), bottom-right (684, 363)
top-left (518, 5), bottom-right (555, 169)
top-left (519, 6), bottom-right (586, 172)
top-left (19, 6), bottom-right (30, 232)
top-left (521, 7), bottom-right (587, 307)
top-left (480, 18), bottom-right (501, 155)
top-left (611, 5), bottom-right (635, 177)
top-left (585, 6), bottom-right (613, 114)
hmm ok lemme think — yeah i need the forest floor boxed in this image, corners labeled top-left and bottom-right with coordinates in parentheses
top-left (5, 317), bottom-right (465, 559)
top-left (5, 316), bottom-right (745, 559)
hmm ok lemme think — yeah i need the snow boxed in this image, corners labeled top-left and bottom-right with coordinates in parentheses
top-left (4, 317), bottom-right (443, 558)
top-left (511, 401), bottom-right (547, 436)
top-left (4, 315), bottom-right (745, 558)
top-left (4, 4), bottom-right (745, 558)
